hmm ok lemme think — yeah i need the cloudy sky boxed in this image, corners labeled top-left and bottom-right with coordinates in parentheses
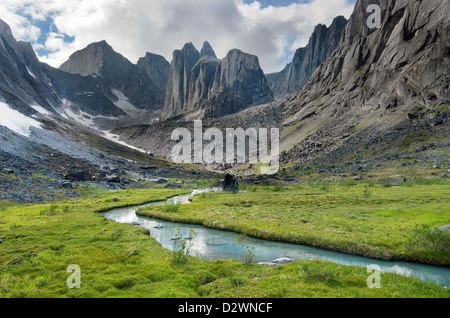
top-left (0, 0), bottom-right (356, 73)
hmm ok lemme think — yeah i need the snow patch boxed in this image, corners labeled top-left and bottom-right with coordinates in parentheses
top-left (0, 101), bottom-right (42, 136)
top-left (63, 108), bottom-right (96, 127)
top-left (26, 66), bottom-right (37, 79)
top-left (112, 89), bottom-right (139, 111)
top-left (61, 105), bottom-right (116, 127)
top-left (31, 105), bottom-right (52, 116)
top-left (102, 130), bottom-right (148, 154)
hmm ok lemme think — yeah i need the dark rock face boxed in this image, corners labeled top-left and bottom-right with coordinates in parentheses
top-left (137, 53), bottom-right (170, 109)
top-left (206, 49), bottom-right (274, 118)
top-left (187, 56), bottom-right (221, 113)
top-left (223, 174), bottom-right (239, 193)
top-left (163, 43), bottom-right (274, 119)
top-left (163, 43), bottom-right (201, 118)
top-left (267, 16), bottom-right (348, 100)
top-left (60, 41), bottom-right (170, 111)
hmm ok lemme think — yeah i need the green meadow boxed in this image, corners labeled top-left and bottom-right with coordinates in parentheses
top-left (139, 181), bottom-right (450, 266)
top-left (0, 184), bottom-right (449, 298)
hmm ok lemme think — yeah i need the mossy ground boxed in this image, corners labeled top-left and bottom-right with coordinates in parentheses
top-left (0, 186), bottom-right (449, 298)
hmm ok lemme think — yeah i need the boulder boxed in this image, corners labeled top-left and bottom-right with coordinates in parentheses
top-left (106, 174), bottom-right (121, 183)
top-left (65, 170), bottom-right (93, 182)
top-left (62, 182), bottom-right (73, 189)
top-left (273, 257), bottom-right (293, 264)
top-left (223, 174), bottom-right (239, 193)
top-left (164, 183), bottom-right (182, 189)
top-left (378, 177), bottom-right (407, 184)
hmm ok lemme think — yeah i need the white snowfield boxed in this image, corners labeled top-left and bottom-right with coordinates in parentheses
top-left (112, 89), bottom-right (138, 111)
top-left (0, 101), bottom-right (42, 136)
top-left (31, 105), bottom-right (52, 116)
top-left (102, 130), bottom-right (149, 154)
top-left (0, 99), bottom-right (148, 155)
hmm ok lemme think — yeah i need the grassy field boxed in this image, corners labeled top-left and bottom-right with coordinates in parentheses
top-left (138, 181), bottom-right (450, 266)
top-left (0, 186), bottom-right (449, 298)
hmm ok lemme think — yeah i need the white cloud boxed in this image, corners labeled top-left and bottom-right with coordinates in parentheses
top-left (0, 0), bottom-right (355, 73)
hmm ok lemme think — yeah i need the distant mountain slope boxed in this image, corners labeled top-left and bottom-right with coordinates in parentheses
top-left (60, 41), bottom-right (169, 111)
top-left (0, 19), bottom-right (124, 120)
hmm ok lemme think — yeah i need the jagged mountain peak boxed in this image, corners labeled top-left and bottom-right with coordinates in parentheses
top-left (200, 41), bottom-right (217, 58)
top-left (59, 40), bottom-right (132, 77)
top-left (140, 51), bottom-right (167, 62)
top-left (0, 19), bottom-right (14, 41)
top-left (0, 20), bottom-right (12, 37)
top-left (182, 42), bottom-right (198, 51)
top-left (267, 15), bottom-right (348, 99)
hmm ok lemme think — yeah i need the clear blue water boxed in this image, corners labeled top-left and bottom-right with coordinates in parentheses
top-left (102, 189), bottom-right (450, 287)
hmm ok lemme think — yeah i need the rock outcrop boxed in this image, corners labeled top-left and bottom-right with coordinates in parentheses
top-left (200, 41), bottom-right (217, 58)
top-left (205, 49), bottom-right (274, 118)
top-left (163, 43), bottom-right (274, 119)
top-left (267, 16), bottom-right (348, 100)
top-left (223, 174), bottom-right (239, 193)
top-left (137, 53), bottom-right (171, 109)
top-left (163, 43), bottom-right (201, 118)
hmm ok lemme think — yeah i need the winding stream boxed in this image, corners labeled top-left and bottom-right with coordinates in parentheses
top-left (102, 189), bottom-right (450, 287)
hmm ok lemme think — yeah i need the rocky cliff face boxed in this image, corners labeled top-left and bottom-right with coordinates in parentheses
top-left (206, 49), bottom-right (274, 118)
top-left (163, 43), bottom-right (201, 119)
top-left (279, 0), bottom-right (449, 167)
top-left (267, 16), bottom-right (348, 100)
top-left (163, 43), bottom-right (274, 119)
top-left (136, 53), bottom-right (170, 109)
top-left (60, 41), bottom-right (169, 111)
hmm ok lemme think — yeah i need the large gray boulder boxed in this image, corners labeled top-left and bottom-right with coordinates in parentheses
top-left (223, 174), bottom-right (239, 193)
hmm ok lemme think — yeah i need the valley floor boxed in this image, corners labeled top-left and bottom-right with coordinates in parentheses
top-left (0, 183), bottom-right (449, 298)
top-left (139, 181), bottom-right (450, 266)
